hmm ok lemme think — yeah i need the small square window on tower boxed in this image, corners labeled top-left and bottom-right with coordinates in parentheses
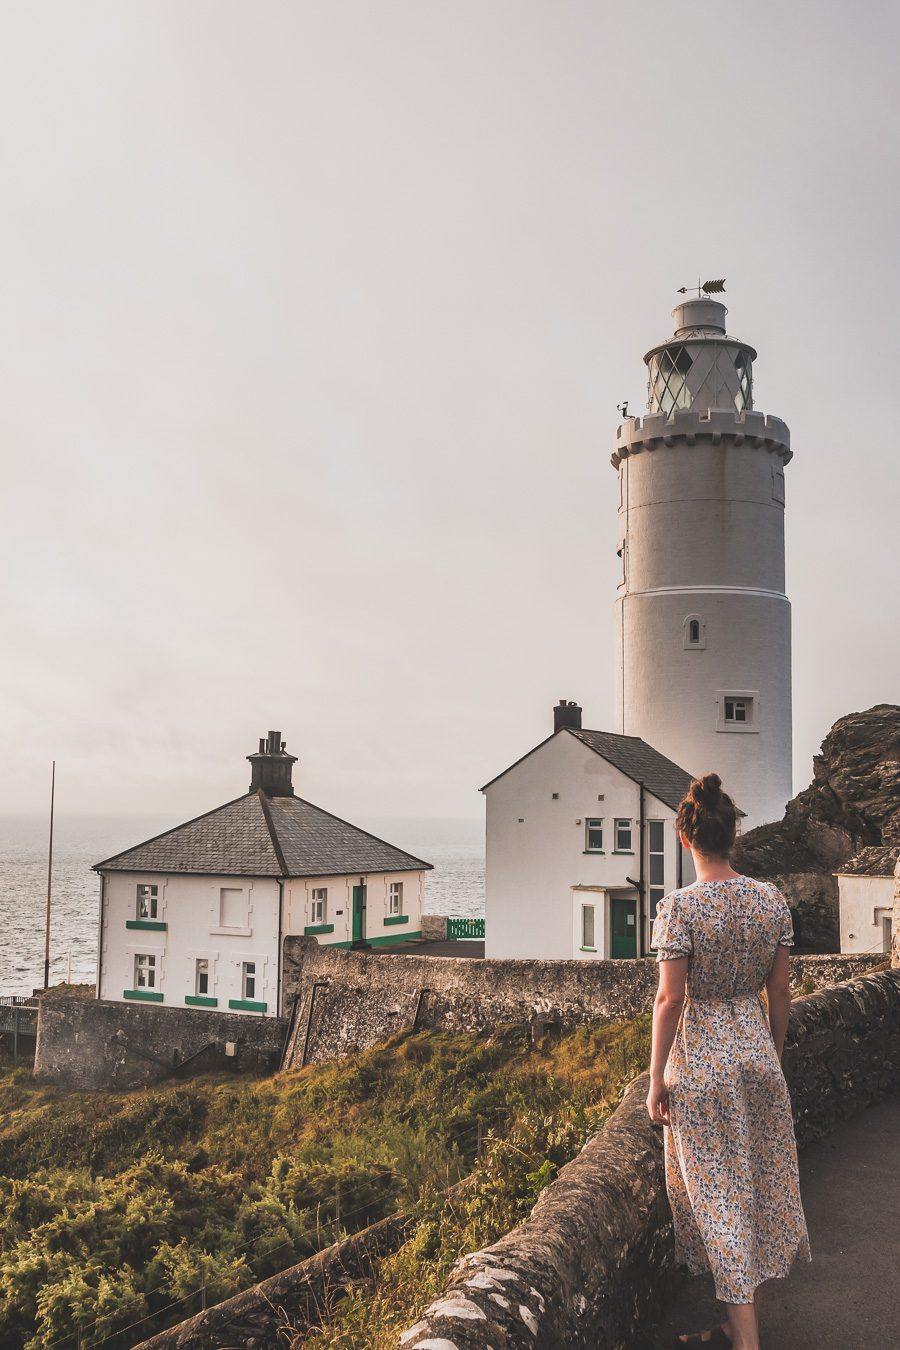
top-left (717, 691), bottom-right (759, 734)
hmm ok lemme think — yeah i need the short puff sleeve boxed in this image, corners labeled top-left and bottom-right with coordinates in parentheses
top-left (652, 892), bottom-right (692, 962)
top-left (771, 885), bottom-right (795, 947)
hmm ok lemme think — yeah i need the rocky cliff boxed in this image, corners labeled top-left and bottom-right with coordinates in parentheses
top-left (734, 704), bottom-right (900, 950)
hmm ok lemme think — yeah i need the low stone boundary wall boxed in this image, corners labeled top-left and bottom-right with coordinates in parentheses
top-left (34, 997), bottom-right (288, 1091)
top-left (280, 936), bottom-right (886, 1068)
top-left (135, 1211), bottom-right (416, 1349)
top-left (400, 970), bottom-right (900, 1349)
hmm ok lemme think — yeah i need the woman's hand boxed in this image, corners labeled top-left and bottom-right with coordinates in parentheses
top-left (646, 1075), bottom-right (671, 1126)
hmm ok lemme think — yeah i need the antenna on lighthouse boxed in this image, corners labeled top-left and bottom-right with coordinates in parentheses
top-left (677, 278), bottom-right (727, 297)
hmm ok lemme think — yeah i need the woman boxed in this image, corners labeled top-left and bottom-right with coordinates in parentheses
top-left (647, 773), bottom-right (810, 1350)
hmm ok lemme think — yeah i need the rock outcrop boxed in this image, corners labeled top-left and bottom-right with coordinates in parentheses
top-left (734, 705), bottom-right (900, 951)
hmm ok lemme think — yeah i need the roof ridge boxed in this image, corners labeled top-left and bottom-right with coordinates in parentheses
top-left (93, 793), bottom-right (261, 871)
top-left (257, 791), bottom-right (289, 875)
top-left (276, 795), bottom-right (433, 871)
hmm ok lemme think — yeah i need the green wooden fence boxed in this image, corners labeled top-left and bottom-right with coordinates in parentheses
top-left (447, 917), bottom-right (485, 940)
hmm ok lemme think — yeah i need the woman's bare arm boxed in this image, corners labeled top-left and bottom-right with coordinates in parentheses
top-left (647, 956), bottom-right (687, 1124)
top-left (766, 944), bottom-right (792, 1062)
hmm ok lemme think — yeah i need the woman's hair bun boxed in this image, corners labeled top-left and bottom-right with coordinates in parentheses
top-left (678, 772), bottom-right (736, 856)
top-left (689, 773), bottom-right (722, 808)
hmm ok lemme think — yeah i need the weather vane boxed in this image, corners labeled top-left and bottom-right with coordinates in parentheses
top-left (677, 278), bottom-right (726, 298)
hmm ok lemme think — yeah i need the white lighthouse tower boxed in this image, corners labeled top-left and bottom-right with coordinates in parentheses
top-left (612, 292), bottom-right (793, 829)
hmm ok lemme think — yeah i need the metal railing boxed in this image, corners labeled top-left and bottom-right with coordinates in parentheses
top-left (447, 917), bottom-right (485, 940)
top-left (0, 998), bottom-right (38, 1060)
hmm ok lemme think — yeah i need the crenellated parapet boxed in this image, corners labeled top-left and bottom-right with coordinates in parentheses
top-left (610, 407), bottom-right (791, 469)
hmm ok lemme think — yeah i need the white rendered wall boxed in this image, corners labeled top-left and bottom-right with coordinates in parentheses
top-left (282, 871), bottom-right (425, 946)
top-left (98, 872), bottom-right (281, 1015)
top-left (838, 875), bottom-right (894, 954)
top-left (484, 730), bottom-right (681, 960)
top-left (98, 867), bottom-right (427, 1016)
top-left (614, 438), bottom-right (792, 829)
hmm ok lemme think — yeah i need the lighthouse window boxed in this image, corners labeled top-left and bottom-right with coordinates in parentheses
top-left (717, 691), bottom-right (758, 733)
top-left (648, 345), bottom-right (694, 416)
top-left (683, 614), bottom-right (706, 649)
top-left (734, 350), bottom-right (753, 410)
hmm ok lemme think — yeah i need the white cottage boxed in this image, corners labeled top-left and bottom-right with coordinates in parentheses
top-left (836, 845), bottom-right (899, 955)
top-left (94, 731), bottom-right (431, 1016)
top-left (482, 701), bottom-right (699, 961)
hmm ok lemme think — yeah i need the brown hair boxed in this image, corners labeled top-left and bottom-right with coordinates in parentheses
top-left (676, 773), bottom-right (737, 857)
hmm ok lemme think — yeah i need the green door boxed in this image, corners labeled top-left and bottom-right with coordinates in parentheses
top-left (352, 884), bottom-right (366, 943)
top-left (610, 897), bottom-right (638, 959)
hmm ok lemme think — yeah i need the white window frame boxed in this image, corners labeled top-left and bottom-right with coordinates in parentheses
top-left (614, 819), bottom-right (633, 853)
top-left (241, 960), bottom-right (257, 1001)
top-left (585, 818), bottom-right (604, 852)
top-left (647, 819), bottom-right (666, 936)
top-left (310, 888), bottom-right (327, 925)
top-left (716, 690), bottom-right (759, 735)
top-left (195, 957), bottom-right (209, 996)
top-left (581, 903), bottom-right (596, 952)
top-left (134, 953), bottom-right (157, 989)
top-left (136, 884), bottom-right (159, 919)
top-left (388, 882), bottom-right (403, 916)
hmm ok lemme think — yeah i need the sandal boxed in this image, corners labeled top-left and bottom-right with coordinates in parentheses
top-left (673, 1330), bottom-right (731, 1348)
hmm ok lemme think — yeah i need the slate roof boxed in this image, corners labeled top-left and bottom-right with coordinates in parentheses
top-left (835, 845), bottom-right (900, 879)
top-left (94, 792), bottom-right (432, 878)
top-left (481, 726), bottom-right (703, 813)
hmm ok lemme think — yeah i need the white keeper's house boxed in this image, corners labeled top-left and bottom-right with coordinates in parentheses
top-left (94, 731), bottom-right (431, 1016)
top-left (836, 845), bottom-right (899, 956)
top-left (482, 701), bottom-right (702, 962)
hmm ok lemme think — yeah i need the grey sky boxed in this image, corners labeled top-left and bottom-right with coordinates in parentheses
top-left (1, 1), bottom-right (898, 823)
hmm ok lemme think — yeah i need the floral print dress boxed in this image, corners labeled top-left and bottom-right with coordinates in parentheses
top-left (652, 877), bottom-right (811, 1303)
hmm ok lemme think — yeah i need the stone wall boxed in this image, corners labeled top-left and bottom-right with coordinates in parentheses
top-left (34, 997), bottom-right (288, 1091)
top-left (280, 937), bottom-right (886, 1068)
top-left (281, 937), bottom-right (661, 1066)
top-left (400, 969), bottom-right (900, 1349)
top-left (421, 913), bottom-right (449, 940)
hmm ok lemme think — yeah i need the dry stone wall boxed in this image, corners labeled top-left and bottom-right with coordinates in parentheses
top-left (280, 937), bottom-right (886, 1068)
top-left (400, 970), bottom-right (900, 1349)
top-left (34, 997), bottom-right (288, 1091)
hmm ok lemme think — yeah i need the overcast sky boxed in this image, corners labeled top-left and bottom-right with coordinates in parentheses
top-left (1, 1), bottom-right (898, 825)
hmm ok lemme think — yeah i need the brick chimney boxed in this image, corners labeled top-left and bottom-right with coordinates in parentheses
top-left (554, 700), bottom-right (583, 733)
top-left (247, 730), bottom-right (297, 796)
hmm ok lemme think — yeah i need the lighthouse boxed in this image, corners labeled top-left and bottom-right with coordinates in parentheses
top-left (611, 293), bottom-right (792, 829)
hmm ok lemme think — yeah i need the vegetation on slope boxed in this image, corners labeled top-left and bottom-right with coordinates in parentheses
top-left (0, 1014), bottom-right (650, 1348)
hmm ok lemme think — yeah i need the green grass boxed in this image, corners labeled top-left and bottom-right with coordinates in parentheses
top-left (0, 1015), bottom-right (650, 1348)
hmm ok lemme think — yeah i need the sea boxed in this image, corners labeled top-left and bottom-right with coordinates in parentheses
top-left (0, 814), bottom-right (485, 999)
